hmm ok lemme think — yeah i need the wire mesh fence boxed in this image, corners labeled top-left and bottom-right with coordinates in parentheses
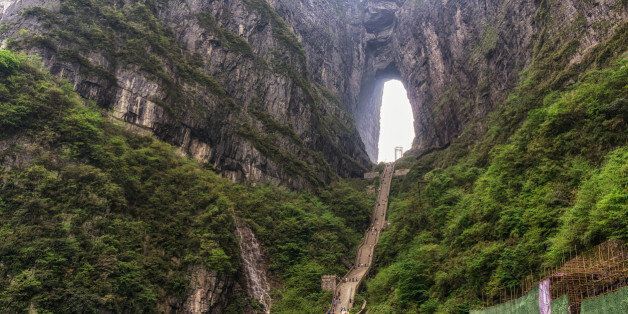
top-left (471, 288), bottom-right (539, 314)
top-left (580, 286), bottom-right (628, 313)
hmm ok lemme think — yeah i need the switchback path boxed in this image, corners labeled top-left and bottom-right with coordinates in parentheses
top-left (332, 163), bottom-right (395, 314)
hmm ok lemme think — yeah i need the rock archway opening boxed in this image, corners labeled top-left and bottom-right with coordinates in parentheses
top-left (354, 72), bottom-right (417, 164)
top-left (378, 80), bottom-right (415, 162)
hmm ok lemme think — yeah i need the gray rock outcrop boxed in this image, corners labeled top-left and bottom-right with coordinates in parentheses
top-left (2, 0), bottom-right (624, 183)
top-left (1, 0), bottom-right (626, 311)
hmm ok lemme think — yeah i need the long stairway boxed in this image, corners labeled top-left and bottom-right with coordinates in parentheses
top-left (331, 163), bottom-right (395, 314)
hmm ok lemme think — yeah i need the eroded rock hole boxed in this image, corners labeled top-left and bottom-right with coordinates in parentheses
top-left (378, 80), bottom-right (415, 162)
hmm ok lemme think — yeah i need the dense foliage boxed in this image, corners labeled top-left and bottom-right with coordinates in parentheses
top-left (363, 37), bottom-right (628, 314)
top-left (233, 179), bottom-right (374, 312)
top-left (0, 50), bottom-right (373, 313)
top-left (0, 49), bottom-right (240, 312)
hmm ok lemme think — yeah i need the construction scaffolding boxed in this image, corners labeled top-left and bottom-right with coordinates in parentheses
top-left (549, 240), bottom-right (627, 312)
top-left (474, 240), bottom-right (628, 313)
top-left (394, 147), bottom-right (403, 160)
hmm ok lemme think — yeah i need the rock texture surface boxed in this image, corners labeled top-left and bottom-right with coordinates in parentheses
top-left (1, 0), bottom-right (626, 311)
top-left (235, 221), bottom-right (272, 313)
top-left (355, 0), bottom-right (627, 158)
top-left (3, 0), bottom-right (625, 177)
top-left (180, 266), bottom-right (234, 314)
top-left (1, 0), bottom-right (372, 189)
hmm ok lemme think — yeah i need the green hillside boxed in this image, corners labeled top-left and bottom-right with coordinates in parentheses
top-left (0, 50), bottom-right (372, 312)
top-left (363, 36), bottom-right (628, 314)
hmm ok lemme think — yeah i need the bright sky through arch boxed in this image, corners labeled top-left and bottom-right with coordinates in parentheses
top-left (378, 80), bottom-right (415, 162)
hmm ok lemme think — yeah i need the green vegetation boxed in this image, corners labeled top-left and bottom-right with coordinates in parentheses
top-left (10, 0), bottom-right (232, 118)
top-left (5, 0), bottom-right (368, 188)
top-left (197, 12), bottom-right (255, 57)
top-left (234, 179), bottom-right (374, 312)
top-left (0, 50), bottom-right (374, 312)
top-left (0, 50), bottom-right (240, 312)
top-left (4, 0), bottom-right (625, 312)
top-left (363, 33), bottom-right (628, 314)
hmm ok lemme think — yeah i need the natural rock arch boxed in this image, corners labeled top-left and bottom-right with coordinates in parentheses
top-left (351, 0), bottom-right (535, 163)
top-left (355, 64), bottom-right (403, 162)
top-left (353, 0), bottom-right (407, 162)
top-left (352, 0), bottom-right (450, 163)
top-left (3, 0), bottom-right (618, 186)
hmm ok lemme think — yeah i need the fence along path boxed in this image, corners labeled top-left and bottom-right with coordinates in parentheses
top-left (331, 163), bottom-right (395, 314)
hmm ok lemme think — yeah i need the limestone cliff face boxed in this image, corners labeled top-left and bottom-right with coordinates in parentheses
top-left (354, 0), bottom-right (626, 158)
top-left (1, 0), bottom-right (626, 311)
top-left (1, 0), bottom-right (625, 180)
top-left (0, 0), bottom-right (372, 189)
top-left (235, 221), bottom-right (271, 313)
top-left (2, 0), bottom-right (626, 177)
top-left (180, 266), bottom-right (233, 314)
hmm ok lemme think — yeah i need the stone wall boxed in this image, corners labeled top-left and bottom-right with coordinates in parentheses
top-left (321, 275), bottom-right (338, 292)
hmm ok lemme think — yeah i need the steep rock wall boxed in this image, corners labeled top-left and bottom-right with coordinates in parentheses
top-left (235, 221), bottom-right (272, 313)
top-left (0, 0), bottom-right (372, 188)
top-left (1, 0), bottom-right (625, 178)
top-left (170, 266), bottom-right (234, 314)
top-left (354, 0), bottom-right (626, 158)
